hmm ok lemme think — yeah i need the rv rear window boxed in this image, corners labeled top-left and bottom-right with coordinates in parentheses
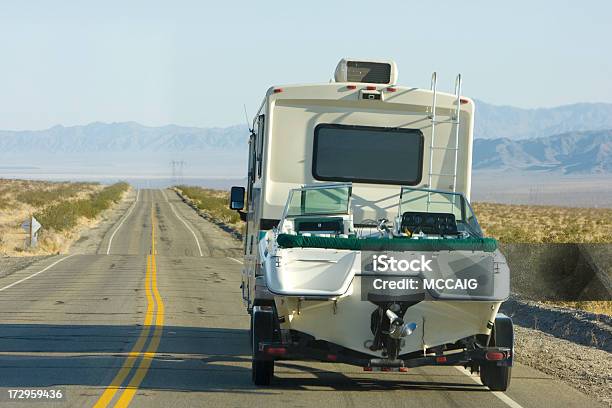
top-left (313, 124), bottom-right (423, 185)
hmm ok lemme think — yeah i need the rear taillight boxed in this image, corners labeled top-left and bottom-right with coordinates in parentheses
top-left (485, 351), bottom-right (505, 361)
top-left (266, 347), bottom-right (286, 356)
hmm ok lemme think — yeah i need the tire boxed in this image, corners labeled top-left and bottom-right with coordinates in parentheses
top-left (480, 363), bottom-right (511, 391)
top-left (248, 311), bottom-right (253, 350)
top-left (251, 306), bottom-right (276, 386)
top-left (252, 359), bottom-right (274, 385)
top-left (480, 314), bottom-right (514, 391)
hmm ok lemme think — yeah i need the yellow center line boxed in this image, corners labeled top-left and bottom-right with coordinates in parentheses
top-left (94, 203), bottom-right (164, 408)
top-left (113, 204), bottom-right (165, 407)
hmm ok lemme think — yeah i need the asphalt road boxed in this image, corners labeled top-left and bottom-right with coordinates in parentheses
top-left (0, 189), bottom-right (604, 408)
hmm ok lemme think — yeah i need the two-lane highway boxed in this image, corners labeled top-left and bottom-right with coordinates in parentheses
top-left (0, 189), bottom-right (605, 407)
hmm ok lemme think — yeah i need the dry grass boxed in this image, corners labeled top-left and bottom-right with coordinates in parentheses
top-left (543, 301), bottom-right (612, 316)
top-left (0, 179), bottom-right (128, 256)
top-left (472, 202), bottom-right (612, 243)
top-left (175, 185), bottom-right (243, 231)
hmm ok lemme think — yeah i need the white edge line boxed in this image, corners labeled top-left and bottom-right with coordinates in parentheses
top-left (0, 254), bottom-right (77, 292)
top-left (227, 257), bottom-right (243, 264)
top-left (455, 367), bottom-right (525, 408)
top-left (106, 189), bottom-right (139, 255)
top-left (160, 189), bottom-right (203, 257)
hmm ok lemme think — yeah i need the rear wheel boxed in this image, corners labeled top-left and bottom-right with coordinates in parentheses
top-left (248, 311), bottom-right (253, 349)
top-left (480, 363), bottom-right (511, 391)
top-left (252, 359), bottom-right (274, 385)
top-left (480, 313), bottom-right (513, 391)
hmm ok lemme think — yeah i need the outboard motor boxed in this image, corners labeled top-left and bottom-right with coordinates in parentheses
top-left (368, 302), bottom-right (419, 360)
top-left (386, 309), bottom-right (417, 339)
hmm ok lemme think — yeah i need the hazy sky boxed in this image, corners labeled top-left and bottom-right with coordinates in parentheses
top-left (0, 0), bottom-right (610, 130)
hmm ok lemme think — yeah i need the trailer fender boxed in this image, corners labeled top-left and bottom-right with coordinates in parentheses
top-left (492, 313), bottom-right (514, 366)
top-left (252, 305), bottom-right (278, 360)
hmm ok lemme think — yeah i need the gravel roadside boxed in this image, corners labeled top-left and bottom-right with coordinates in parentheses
top-left (0, 255), bottom-right (52, 279)
top-left (514, 325), bottom-right (611, 406)
top-left (502, 296), bottom-right (611, 406)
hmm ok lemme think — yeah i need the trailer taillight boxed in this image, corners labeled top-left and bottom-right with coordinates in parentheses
top-left (363, 367), bottom-right (373, 371)
top-left (327, 354), bottom-right (338, 361)
top-left (266, 347), bottom-right (287, 356)
top-left (485, 351), bottom-right (505, 361)
top-left (436, 356), bottom-right (447, 363)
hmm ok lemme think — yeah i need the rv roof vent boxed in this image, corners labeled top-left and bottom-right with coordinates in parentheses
top-left (334, 58), bottom-right (398, 85)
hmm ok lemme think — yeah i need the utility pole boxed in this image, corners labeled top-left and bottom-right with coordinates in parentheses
top-left (179, 160), bottom-right (185, 184)
top-left (171, 160), bottom-right (186, 185)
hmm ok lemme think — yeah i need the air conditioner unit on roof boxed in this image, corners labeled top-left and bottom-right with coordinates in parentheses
top-left (334, 58), bottom-right (398, 85)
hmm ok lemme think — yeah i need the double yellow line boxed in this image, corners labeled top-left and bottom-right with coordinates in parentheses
top-left (94, 204), bottom-right (165, 408)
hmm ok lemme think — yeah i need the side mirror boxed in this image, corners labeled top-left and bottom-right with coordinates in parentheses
top-left (229, 186), bottom-right (245, 210)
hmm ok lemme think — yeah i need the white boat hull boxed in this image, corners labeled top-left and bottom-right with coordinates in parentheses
top-left (275, 277), bottom-right (501, 357)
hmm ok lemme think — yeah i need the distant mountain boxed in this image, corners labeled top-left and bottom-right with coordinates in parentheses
top-left (0, 122), bottom-right (248, 153)
top-left (473, 129), bottom-right (612, 174)
top-left (474, 101), bottom-right (612, 140)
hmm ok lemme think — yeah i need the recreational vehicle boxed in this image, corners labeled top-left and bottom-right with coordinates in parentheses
top-left (229, 58), bottom-right (513, 391)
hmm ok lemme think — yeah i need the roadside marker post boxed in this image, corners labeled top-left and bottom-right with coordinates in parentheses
top-left (21, 215), bottom-right (42, 248)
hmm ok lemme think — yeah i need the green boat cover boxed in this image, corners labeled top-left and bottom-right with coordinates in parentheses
top-left (276, 234), bottom-right (498, 252)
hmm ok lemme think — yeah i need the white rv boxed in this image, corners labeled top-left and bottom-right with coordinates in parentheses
top-left (229, 58), bottom-right (512, 390)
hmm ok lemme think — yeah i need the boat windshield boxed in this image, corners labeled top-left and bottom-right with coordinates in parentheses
top-left (284, 184), bottom-right (351, 217)
top-left (399, 187), bottom-right (483, 237)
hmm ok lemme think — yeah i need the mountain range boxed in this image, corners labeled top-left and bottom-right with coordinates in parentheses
top-left (0, 102), bottom-right (610, 175)
top-left (473, 129), bottom-right (611, 174)
top-left (474, 101), bottom-right (612, 139)
top-left (0, 122), bottom-right (247, 153)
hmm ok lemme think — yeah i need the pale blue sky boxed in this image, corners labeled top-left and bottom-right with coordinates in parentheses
top-left (0, 0), bottom-right (610, 130)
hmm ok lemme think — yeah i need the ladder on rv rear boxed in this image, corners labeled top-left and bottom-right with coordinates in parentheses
top-left (426, 73), bottom-right (462, 211)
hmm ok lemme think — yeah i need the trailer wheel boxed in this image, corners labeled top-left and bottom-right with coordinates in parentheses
top-left (480, 314), bottom-right (513, 391)
top-left (252, 359), bottom-right (274, 385)
top-left (480, 363), bottom-right (511, 391)
top-left (248, 311), bottom-right (253, 350)
top-left (251, 306), bottom-right (276, 386)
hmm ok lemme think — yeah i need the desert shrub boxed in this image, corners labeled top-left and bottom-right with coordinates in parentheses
top-left (473, 202), bottom-right (612, 243)
top-left (16, 182), bottom-right (96, 207)
top-left (34, 182), bottom-right (128, 231)
top-left (176, 185), bottom-right (240, 225)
